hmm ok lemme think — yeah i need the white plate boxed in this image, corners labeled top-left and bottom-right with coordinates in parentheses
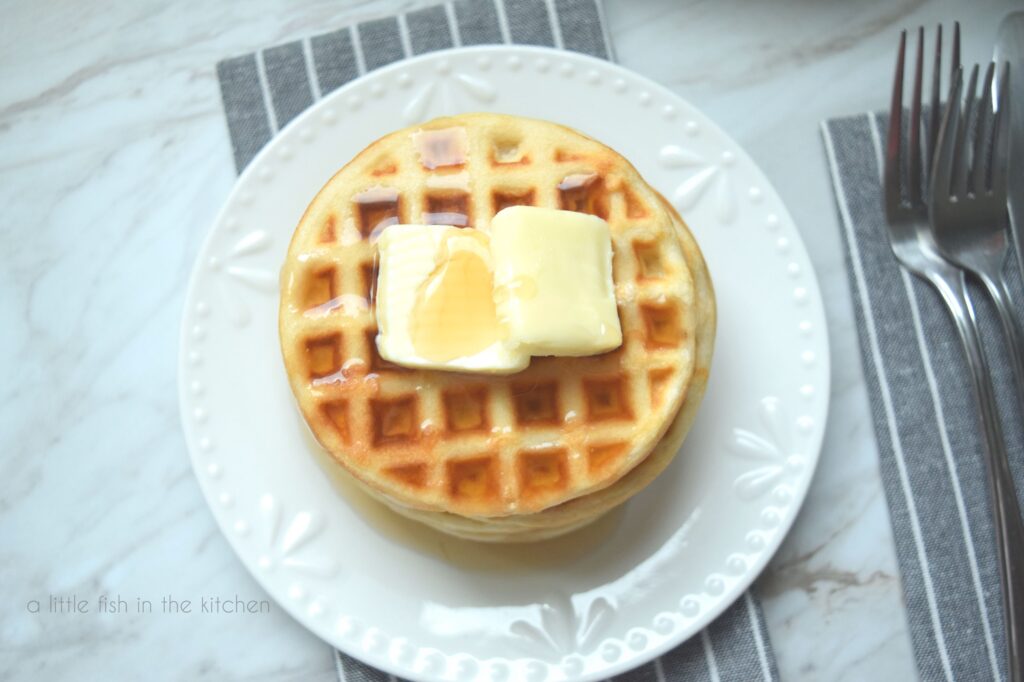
top-left (178, 46), bottom-right (829, 682)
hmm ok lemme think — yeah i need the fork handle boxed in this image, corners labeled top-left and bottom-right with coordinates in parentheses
top-left (930, 269), bottom-right (1024, 682)
top-left (978, 270), bottom-right (1024, 420)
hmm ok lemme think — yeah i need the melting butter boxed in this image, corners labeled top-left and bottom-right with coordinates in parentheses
top-left (375, 206), bottom-right (623, 376)
top-left (375, 225), bottom-right (529, 374)
top-left (490, 206), bottom-right (622, 357)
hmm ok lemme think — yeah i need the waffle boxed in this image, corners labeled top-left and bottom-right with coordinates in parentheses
top-left (279, 113), bottom-right (708, 521)
top-left (358, 197), bottom-right (716, 542)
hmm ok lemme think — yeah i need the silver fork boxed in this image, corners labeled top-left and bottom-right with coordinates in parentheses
top-left (929, 61), bottom-right (1024, 417)
top-left (884, 29), bottom-right (1024, 682)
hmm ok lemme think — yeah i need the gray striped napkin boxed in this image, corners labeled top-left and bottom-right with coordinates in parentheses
top-left (823, 112), bottom-right (1024, 682)
top-left (215, 2), bottom-right (780, 679)
top-left (218, 0), bottom-right (614, 172)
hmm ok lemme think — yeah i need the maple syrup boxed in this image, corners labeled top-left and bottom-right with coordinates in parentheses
top-left (409, 232), bottom-right (502, 362)
top-left (354, 187), bottom-right (401, 239)
top-left (412, 127), bottom-right (468, 170)
top-left (558, 173), bottom-right (608, 218)
top-left (423, 193), bottom-right (471, 227)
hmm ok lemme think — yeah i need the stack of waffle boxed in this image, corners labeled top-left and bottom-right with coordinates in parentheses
top-left (279, 113), bottom-right (715, 542)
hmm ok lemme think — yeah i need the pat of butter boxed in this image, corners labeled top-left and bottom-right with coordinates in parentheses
top-left (491, 206), bottom-right (622, 356)
top-left (375, 225), bottom-right (530, 374)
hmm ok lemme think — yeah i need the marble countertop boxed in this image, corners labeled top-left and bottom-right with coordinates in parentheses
top-left (0, 0), bottom-right (1016, 679)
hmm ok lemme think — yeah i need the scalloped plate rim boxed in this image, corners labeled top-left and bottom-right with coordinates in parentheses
top-left (178, 44), bottom-right (830, 681)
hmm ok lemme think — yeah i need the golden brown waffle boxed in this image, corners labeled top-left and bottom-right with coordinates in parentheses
top-left (360, 198), bottom-right (716, 542)
top-left (279, 113), bottom-right (705, 519)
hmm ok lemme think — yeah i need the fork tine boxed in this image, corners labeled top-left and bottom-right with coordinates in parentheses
top-left (886, 31), bottom-right (907, 215)
top-left (928, 24), bottom-right (944, 170)
top-left (934, 67), bottom-right (964, 201)
top-left (971, 62), bottom-right (996, 195)
top-left (953, 64), bottom-right (979, 199)
top-left (909, 28), bottom-right (925, 205)
top-left (949, 22), bottom-right (962, 176)
top-left (952, 22), bottom-right (961, 78)
top-left (991, 63), bottom-right (1011, 198)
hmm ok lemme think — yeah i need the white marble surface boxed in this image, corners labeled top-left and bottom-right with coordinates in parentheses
top-left (0, 1), bottom-right (1016, 680)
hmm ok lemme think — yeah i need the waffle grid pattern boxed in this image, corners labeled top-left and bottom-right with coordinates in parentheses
top-left (280, 115), bottom-right (697, 516)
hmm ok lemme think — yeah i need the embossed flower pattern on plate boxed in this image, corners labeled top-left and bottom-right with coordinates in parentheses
top-left (207, 229), bottom-right (275, 327)
top-left (402, 62), bottom-right (497, 123)
top-left (728, 397), bottom-right (800, 501)
top-left (255, 494), bottom-right (339, 579)
top-left (509, 595), bottom-right (616, 659)
top-left (659, 145), bottom-right (738, 224)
